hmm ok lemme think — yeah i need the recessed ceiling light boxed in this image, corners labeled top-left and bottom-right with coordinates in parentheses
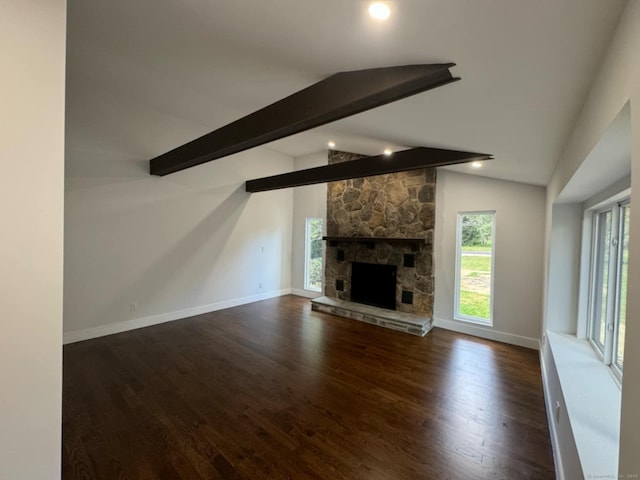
top-left (328, 141), bottom-right (336, 148)
top-left (369, 2), bottom-right (391, 20)
top-left (471, 161), bottom-right (483, 168)
top-left (383, 149), bottom-right (393, 156)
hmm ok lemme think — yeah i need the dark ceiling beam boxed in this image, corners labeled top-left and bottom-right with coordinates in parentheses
top-left (150, 64), bottom-right (460, 176)
top-left (245, 147), bottom-right (492, 193)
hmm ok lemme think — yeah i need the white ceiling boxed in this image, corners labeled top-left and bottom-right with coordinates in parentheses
top-left (557, 102), bottom-right (631, 203)
top-left (66, 0), bottom-right (627, 186)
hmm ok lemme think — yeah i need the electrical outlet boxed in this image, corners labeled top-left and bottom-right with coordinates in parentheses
top-left (129, 302), bottom-right (138, 312)
top-left (259, 282), bottom-right (263, 289)
top-left (260, 245), bottom-right (264, 253)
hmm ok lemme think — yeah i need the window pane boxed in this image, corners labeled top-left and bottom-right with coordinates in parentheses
top-left (456, 212), bottom-right (494, 323)
top-left (304, 218), bottom-right (323, 292)
top-left (614, 205), bottom-right (630, 370)
top-left (591, 210), bottom-right (611, 349)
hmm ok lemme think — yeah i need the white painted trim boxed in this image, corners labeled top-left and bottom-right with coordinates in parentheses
top-left (545, 331), bottom-right (620, 477)
top-left (304, 217), bottom-right (323, 292)
top-left (63, 288), bottom-right (292, 344)
top-left (291, 288), bottom-right (322, 299)
top-left (433, 316), bottom-right (539, 350)
top-left (453, 210), bottom-right (496, 326)
top-left (539, 342), bottom-right (565, 480)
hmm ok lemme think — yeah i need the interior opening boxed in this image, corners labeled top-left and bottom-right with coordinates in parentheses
top-left (350, 262), bottom-right (397, 310)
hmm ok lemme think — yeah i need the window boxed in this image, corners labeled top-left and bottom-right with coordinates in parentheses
top-left (455, 212), bottom-right (495, 325)
top-left (304, 218), bottom-right (323, 292)
top-left (587, 199), bottom-right (629, 378)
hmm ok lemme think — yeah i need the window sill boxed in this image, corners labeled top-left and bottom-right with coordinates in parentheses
top-left (453, 314), bottom-right (493, 327)
top-left (546, 331), bottom-right (621, 477)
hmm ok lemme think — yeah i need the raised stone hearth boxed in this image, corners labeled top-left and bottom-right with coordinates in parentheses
top-left (311, 296), bottom-right (432, 337)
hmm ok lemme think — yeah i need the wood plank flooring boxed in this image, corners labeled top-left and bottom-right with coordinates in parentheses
top-left (62, 295), bottom-right (554, 479)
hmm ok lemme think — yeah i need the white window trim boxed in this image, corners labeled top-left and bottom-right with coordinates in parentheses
top-left (585, 194), bottom-right (630, 384)
top-left (454, 210), bottom-right (496, 326)
top-left (303, 217), bottom-right (323, 293)
top-left (611, 200), bottom-right (629, 378)
top-left (586, 208), bottom-right (613, 360)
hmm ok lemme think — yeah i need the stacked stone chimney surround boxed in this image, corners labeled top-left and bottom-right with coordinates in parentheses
top-left (324, 150), bottom-right (436, 317)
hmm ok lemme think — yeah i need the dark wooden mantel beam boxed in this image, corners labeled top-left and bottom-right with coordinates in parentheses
top-left (245, 147), bottom-right (492, 193)
top-left (149, 64), bottom-right (460, 176)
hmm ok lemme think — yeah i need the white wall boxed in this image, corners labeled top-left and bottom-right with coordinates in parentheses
top-left (545, 203), bottom-right (583, 334)
top-left (540, 1), bottom-right (640, 476)
top-left (0, 1), bottom-right (66, 478)
top-left (64, 76), bottom-right (294, 341)
top-left (623, 66), bottom-right (640, 478)
top-left (290, 152), bottom-right (328, 297)
top-left (434, 170), bottom-right (546, 348)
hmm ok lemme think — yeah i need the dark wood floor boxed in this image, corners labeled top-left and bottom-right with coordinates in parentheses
top-left (62, 295), bottom-right (554, 479)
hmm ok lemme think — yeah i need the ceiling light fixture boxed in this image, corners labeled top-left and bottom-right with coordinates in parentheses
top-left (369, 2), bottom-right (391, 20)
top-left (383, 149), bottom-right (393, 156)
top-left (328, 141), bottom-right (336, 148)
top-left (471, 161), bottom-right (483, 168)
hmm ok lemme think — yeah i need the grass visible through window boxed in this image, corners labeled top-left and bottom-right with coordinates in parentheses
top-left (457, 212), bottom-right (493, 322)
top-left (459, 250), bottom-right (491, 319)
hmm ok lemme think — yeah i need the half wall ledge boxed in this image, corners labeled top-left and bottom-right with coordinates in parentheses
top-left (311, 296), bottom-right (432, 337)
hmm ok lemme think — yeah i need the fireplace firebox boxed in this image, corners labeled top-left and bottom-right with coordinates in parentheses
top-left (350, 262), bottom-right (397, 310)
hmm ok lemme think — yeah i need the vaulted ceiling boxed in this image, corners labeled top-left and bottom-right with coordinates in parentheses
top-left (66, 0), bottom-right (627, 185)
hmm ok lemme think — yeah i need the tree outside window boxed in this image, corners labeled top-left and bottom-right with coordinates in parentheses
top-left (455, 212), bottom-right (495, 324)
top-left (305, 218), bottom-right (323, 292)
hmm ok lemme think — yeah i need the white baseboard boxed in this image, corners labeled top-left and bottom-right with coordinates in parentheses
top-left (290, 288), bottom-right (322, 299)
top-left (539, 344), bottom-right (565, 480)
top-left (63, 288), bottom-right (292, 344)
top-left (432, 316), bottom-right (540, 350)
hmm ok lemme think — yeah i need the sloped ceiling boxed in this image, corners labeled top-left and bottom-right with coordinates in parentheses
top-left (66, 0), bottom-right (627, 185)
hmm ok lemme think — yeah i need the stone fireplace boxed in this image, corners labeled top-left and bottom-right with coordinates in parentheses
top-left (311, 150), bottom-right (435, 336)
